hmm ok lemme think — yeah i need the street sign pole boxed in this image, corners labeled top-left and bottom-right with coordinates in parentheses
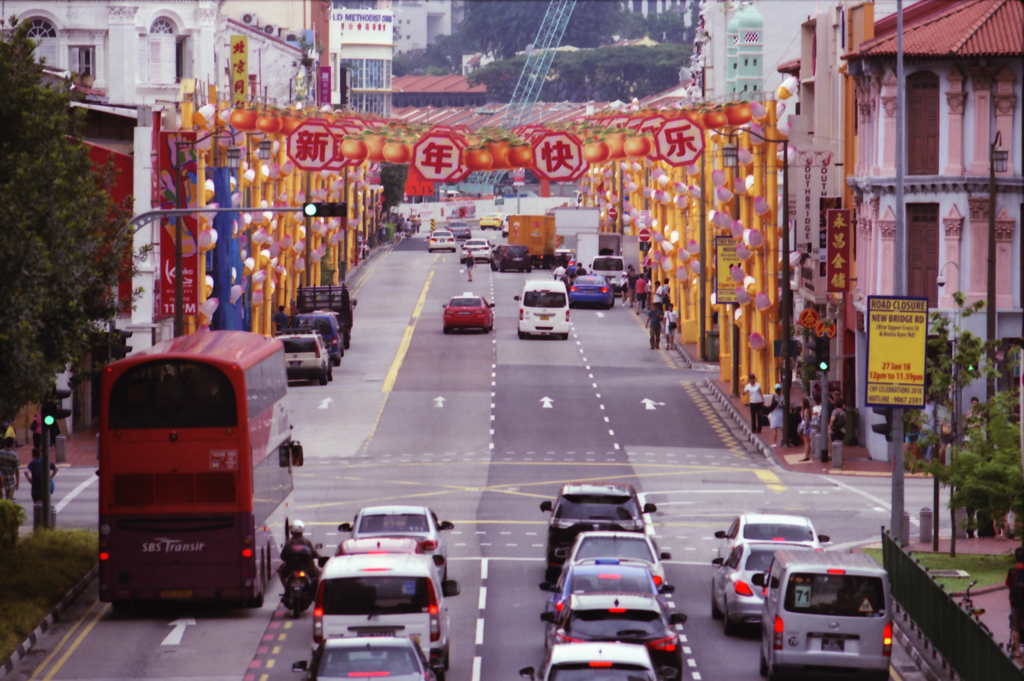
top-left (891, 0), bottom-right (906, 545)
top-left (304, 171), bottom-right (312, 288)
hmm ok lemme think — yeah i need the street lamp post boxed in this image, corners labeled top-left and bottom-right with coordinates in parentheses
top-left (986, 131), bottom-right (1008, 399)
top-left (722, 129), bottom-right (792, 445)
top-left (938, 259), bottom-right (961, 552)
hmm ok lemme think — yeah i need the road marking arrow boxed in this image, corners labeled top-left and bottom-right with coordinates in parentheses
top-left (641, 398), bottom-right (666, 411)
top-left (433, 396), bottom-right (446, 408)
top-left (540, 397), bottom-right (554, 409)
top-left (161, 618), bottom-right (196, 646)
top-left (318, 397), bottom-right (333, 410)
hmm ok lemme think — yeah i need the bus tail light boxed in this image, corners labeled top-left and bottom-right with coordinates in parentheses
top-left (428, 581), bottom-right (440, 642)
top-left (773, 616), bottom-right (784, 650)
top-left (99, 552), bottom-right (109, 561)
top-left (883, 622), bottom-right (892, 656)
top-left (242, 548), bottom-right (253, 558)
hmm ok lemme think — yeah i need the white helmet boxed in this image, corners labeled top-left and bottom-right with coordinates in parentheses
top-left (291, 520), bottom-right (305, 535)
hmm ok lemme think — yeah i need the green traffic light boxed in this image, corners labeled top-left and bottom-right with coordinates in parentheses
top-left (44, 415), bottom-right (55, 426)
top-left (819, 361), bottom-right (828, 371)
top-left (303, 203), bottom-right (317, 217)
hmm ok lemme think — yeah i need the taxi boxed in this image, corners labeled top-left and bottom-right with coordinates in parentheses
top-left (479, 213), bottom-right (503, 230)
top-left (443, 293), bottom-right (495, 334)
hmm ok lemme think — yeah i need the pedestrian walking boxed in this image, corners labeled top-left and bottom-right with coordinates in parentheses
top-left (466, 251), bottom-right (474, 282)
top-left (25, 447), bottom-right (57, 504)
top-left (272, 305), bottom-right (290, 335)
top-left (635, 276), bottom-right (648, 313)
top-left (798, 397), bottom-right (813, 461)
top-left (765, 385), bottom-right (785, 447)
top-left (0, 437), bottom-right (20, 501)
top-left (651, 280), bottom-right (664, 310)
top-left (1007, 547), bottom-right (1024, 660)
top-left (645, 305), bottom-right (664, 350)
top-left (31, 413), bottom-right (41, 449)
top-left (624, 267), bottom-right (638, 307)
top-left (664, 303), bottom-right (678, 351)
top-left (744, 374), bottom-right (764, 434)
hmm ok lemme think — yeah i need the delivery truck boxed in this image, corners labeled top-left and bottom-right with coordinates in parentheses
top-left (507, 214), bottom-right (556, 268)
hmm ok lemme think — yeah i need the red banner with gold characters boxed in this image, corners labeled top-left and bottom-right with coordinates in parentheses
top-left (230, 35), bottom-right (247, 106)
top-left (826, 208), bottom-right (851, 293)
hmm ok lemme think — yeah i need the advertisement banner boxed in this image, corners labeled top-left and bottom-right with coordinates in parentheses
top-left (825, 208), bottom-right (851, 292)
top-left (230, 35), bottom-right (247, 106)
top-left (865, 296), bottom-right (928, 408)
top-left (155, 131), bottom-right (199, 320)
top-left (332, 9), bottom-right (394, 46)
top-left (318, 65), bottom-right (331, 107)
top-left (714, 236), bottom-right (740, 305)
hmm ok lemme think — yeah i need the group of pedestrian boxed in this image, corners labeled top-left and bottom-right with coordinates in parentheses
top-left (641, 275), bottom-right (676, 351)
top-left (0, 436), bottom-right (58, 504)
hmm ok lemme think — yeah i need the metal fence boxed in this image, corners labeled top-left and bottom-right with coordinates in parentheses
top-left (881, 529), bottom-right (1023, 681)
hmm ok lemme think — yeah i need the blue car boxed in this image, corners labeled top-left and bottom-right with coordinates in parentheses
top-left (538, 559), bottom-right (674, 634)
top-left (568, 275), bottom-right (615, 309)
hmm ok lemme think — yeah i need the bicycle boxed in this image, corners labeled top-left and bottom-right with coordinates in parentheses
top-left (960, 580), bottom-right (988, 621)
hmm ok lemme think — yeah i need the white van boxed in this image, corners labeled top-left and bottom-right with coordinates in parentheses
top-left (313, 553), bottom-right (460, 679)
top-left (754, 550), bottom-right (892, 681)
top-left (590, 255), bottom-right (627, 292)
top-left (515, 279), bottom-right (570, 340)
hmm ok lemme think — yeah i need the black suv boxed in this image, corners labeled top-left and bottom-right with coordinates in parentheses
top-left (541, 593), bottom-right (686, 678)
top-left (540, 483), bottom-right (656, 581)
top-left (495, 244), bottom-right (531, 272)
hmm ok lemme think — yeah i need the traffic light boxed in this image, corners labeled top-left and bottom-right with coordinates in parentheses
top-left (302, 202), bottom-right (347, 218)
top-left (42, 389), bottom-right (73, 428)
top-left (871, 407), bottom-right (894, 442)
top-left (815, 335), bottom-right (830, 372)
top-left (111, 330), bottom-right (133, 360)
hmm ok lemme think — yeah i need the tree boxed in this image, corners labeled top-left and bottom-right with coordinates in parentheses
top-left (393, 33), bottom-right (466, 77)
top-left (0, 18), bottom-right (135, 420)
top-left (615, 6), bottom-right (696, 45)
top-left (380, 164), bottom-right (408, 214)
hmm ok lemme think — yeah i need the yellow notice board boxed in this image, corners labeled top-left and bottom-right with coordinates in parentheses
top-left (715, 236), bottom-right (740, 304)
top-left (865, 296), bottom-right (928, 408)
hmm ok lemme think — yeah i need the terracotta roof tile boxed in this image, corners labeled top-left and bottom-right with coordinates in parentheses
top-left (392, 74), bottom-right (487, 94)
top-left (852, 0), bottom-right (1022, 59)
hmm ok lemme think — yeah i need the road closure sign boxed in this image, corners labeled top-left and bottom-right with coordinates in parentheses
top-left (865, 296), bottom-right (929, 408)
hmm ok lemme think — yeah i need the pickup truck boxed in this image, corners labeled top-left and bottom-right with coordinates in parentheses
top-left (295, 285), bottom-right (356, 349)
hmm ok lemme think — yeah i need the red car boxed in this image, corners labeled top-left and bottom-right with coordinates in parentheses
top-left (443, 294), bottom-right (494, 334)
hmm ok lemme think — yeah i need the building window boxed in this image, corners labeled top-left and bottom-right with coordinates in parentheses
top-left (907, 203), bottom-right (939, 306)
top-left (147, 18), bottom-right (179, 84)
top-left (69, 46), bottom-right (94, 77)
top-left (753, 58), bottom-right (757, 65)
top-left (25, 17), bottom-right (58, 65)
top-left (744, 58), bottom-right (748, 66)
top-left (907, 71), bottom-right (939, 175)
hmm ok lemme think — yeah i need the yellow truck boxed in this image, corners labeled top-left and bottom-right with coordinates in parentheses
top-left (507, 214), bottom-right (555, 269)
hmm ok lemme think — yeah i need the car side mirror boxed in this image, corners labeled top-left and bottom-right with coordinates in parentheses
top-left (660, 551), bottom-right (671, 560)
top-left (659, 584), bottom-right (676, 594)
top-left (292, 661), bottom-right (308, 672)
top-left (442, 304), bottom-right (447, 308)
top-left (433, 555), bottom-right (445, 567)
top-left (315, 543), bottom-right (324, 549)
top-left (439, 521), bottom-right (455, 531)
top-left (643, 502), bottom-right (658, 513)
top-left (751, 573), bottom-right (765, 587)
top-left (818, 534), bottom-right (830, 543)
top-left (539, 612), bottom-right (555, 623)
top-left (514, 295), bottom-right (521, 301)
top-left (540, 500), bottom-right (552, 512)
top-left (553, 548), bottom-right (568, 560)
top-left (714, 530), bottom-right (727, 539)
top-left (539, 582), bottom-right (554, 592)
top-left (669, 613), bottom-right (687, 625)
top-left (338, 522), bottom-right (353, 532)
top-left (711, 557), bottom-right (724, 566)
top-left (317, 556), bottom-right (330, 568)
top-left (442, 580), bottom-right (460, 597)
top-left (489, 303), bottom-right (495, 308)
top-left (656, 665), bottom-right (680, 680)
top-left (519, 667), bottom-right (535, 679)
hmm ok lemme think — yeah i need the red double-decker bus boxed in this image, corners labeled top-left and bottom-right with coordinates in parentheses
top-left (98, 331), bottom-right (300, 608)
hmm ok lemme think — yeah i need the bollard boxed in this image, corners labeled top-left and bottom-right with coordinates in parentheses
top-left (954, 508), bottom-right (968, 538)
top-left (811, 433), bottom-right (821, 462)
top-left (33, 503), bottom-right (57, 530)
top-left (920, 508), bottom-right (933, 543)
top-left (55, 434), bottom-right (67, 464)
top-left (831, 441), bottom-right (843, 469)
top-left (903, 512), bottom-right (911, 545)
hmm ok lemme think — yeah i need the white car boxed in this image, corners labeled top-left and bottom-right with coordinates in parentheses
top-left (714, 513), bottom-right (829, 559)
top-left (428, 230), bottom-right (457, 253)
top-left (279, 331), bottom-right (332, 385)
top-left (561, 531), bottom-right (671, 588)
top-left (460, 239), bottom-right (492, 263)
top-left (338, 505), bottom-right (455, 579)
top-left (520, 641), bottom-right (671, 681)
top-left (515, 279), bottom-right (570, 340)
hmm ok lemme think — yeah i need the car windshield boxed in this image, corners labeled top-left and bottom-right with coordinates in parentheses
top-left (592, 257), bottom-right (623, 271)
top-left (567, 609), bottom-right (665, 638)
top-left (523, 291), bottom-right (567, 308)
top-left (555, 494), bottom-right (640, 521)
top-left (507, 246), bottom-right (528, 255)
top-left (320, 577), bottom-right (431, 616)
top-left (450, 298), bottom-right (483, 308)
top-left (570, 570), bottom-right (652, 595)
top-left (574, 277), bottom-right (605, 287)
top-left (549, 665), bottom-right (655, 681)
top-left (282, 338), bottom-right (318, 354)
top-left (575, 537), bottom-right (654, 563)
top-left (745, 549), bottom-right (783, 572)
top-left (319, 647), bottom-right (421, 677)
top-left (742, 523), bottom-right (814, 542)
top-left (784, 574), bottom-right (887, 617)
top-left (359, 513), bottom-right (430, 533)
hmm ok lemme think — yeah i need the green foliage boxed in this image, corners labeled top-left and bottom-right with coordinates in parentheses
top-left (469, 44), bottom-right (692, 103)
top-left (862, 548), bottom-right (1015, 592)
top-left (615, 5), bottom-right (698, 45)
top-left (393, 33), bottom-right (467, 77)
top-left (380, 164), bottom-right (408, 214)
top-left (0, 18), bottom-right (135, 420)
top-left (320, 247), bottom-right (336, 285)
top-left (0, 528), bottom-right (97, 661)
top-left (0, 500), bottom-right (26, 549)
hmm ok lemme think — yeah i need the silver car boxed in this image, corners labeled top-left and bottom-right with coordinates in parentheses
top-left (293, 636), bottom-right (436, 681)
top-left (711, 541), bottom-right (813, 635)
top-left (714, 513), bottom-right (829, 559)
top-left (561, 531), bottom-right (671, 588)
top-left (338, 506), bottom-right (454, 579)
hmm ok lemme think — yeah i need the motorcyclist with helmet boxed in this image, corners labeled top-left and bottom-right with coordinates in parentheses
top-left (278, 520), bottom-right (323, 588)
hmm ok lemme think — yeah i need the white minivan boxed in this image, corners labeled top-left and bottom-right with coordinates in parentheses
top-left (314, 553), bottom-right (460, 680)
top-left (515, 279), bottom-right (570, 340)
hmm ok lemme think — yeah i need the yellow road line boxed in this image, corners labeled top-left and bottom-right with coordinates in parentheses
top-left (382, 260), bottom-right (436, 393)
top-left (40, 602), bottom-right (109, 681)
top-left (754, 468), bottom-right (787, 493)
top-left (29, 599), bottom-right (101, 681)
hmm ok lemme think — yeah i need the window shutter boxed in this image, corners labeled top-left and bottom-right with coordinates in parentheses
top-left (69, 47), bottom-right (80, 74)
top-left (35, 39), bottom-right (58, 66)
top-left (907, 73), bottom-right (939, 175)
top-left (149, 37), bottom-right (162, 83)
top-left (139, 37), bottom-right (148, 82)
top-left (907, 204), bottom-right (939, 306)
top-left (161, 36), bottom-right (176, 84)
top-left (924, 82), bottom-right (939, 174)
top-left (908, 91), bottom-right (925, 174)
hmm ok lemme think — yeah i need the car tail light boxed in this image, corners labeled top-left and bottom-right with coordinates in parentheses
top-left (883, 622), bottom-right (892, 656)
top-left (827, 569), bottom-right (846, 575)
top-left (648, 634), bottom-right (678, 652)
top-left (734, 580), bottom-right (754, 597)
top-left (556, 601), bottom-right (564, 612)
top-left (652, 575), bottom-right (662, 586)
top-left (608, 608), bottom-right (626, 613)
top-left (294, 571), bottom-right (306, 578)
top-left (565, 310), bottom-right (570, 322)
top-left (332, 338), bottom-right (339, 346)
top-left (520, 309), bottom-right (524, 321)
top-left (314, 345), bottom-right (321, 358)
top-left (570, 286), bottom-right (577, 292)
top-left (589, 662), bottom-right (613, 667)
top-left (773, 616), bottom-right (784, 650)
top-left (313, 582), bottom-right (325, 643)
top-left (428, 581), bottom-right (440, 642)
top-left (601, 287), bottom-right (608, 293)
top-left (420, 539), bottom-right (438, 552)
top-left (347, 673), bottom-right (390, 677)
top-left (598, 574), bottom-right (622, 580)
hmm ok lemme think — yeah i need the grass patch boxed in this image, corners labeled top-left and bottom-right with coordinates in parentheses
top-left (0, 529), bottom-right (97, 663)
top-left (862, 548), bottom-right (1015, 593)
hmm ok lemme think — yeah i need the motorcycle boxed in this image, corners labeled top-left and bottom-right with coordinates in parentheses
top-left (281, 544), bottom-right (328, 619)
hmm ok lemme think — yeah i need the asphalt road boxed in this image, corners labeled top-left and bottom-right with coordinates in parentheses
top-left (12, 228), bottom-right (940, 681)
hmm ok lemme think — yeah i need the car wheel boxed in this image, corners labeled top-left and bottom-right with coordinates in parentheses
top-left (319, 368), bottom-right (328, 386)
top-left (443, 327), bottom-right (451, 335)
top-left (328, 364), bottom-right (334, 382)
top-left (333, 355), bottom-right (341, 366)
top-left (499, 266), bottom-right (505, 273)
top-left (560, 333), bottom-right (569, 340)
top-left (723, 600), bottom-right (739, 636)
top-left (526, 267), bottom-right (533, 273)
top-left (343, 332), bottom-right (351, 350)
top-left (759, 652), bottom-right (769, 678)
top-left (518, 331), bottom-right (526, 340)
top-left (711, 586), bottom-right (723, 620)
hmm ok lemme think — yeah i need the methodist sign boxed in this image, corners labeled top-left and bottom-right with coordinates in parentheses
top-left (865, 296), bottom-right (929, 408)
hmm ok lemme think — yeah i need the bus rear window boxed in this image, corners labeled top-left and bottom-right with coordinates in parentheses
top-left (109, 360), bottom-right (237, 429)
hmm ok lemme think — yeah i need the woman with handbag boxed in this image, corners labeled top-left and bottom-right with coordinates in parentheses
top-left (765, 384), bottom-right (785, 447)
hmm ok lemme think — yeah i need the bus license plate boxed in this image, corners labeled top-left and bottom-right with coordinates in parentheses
top-left (821, 638), bottom-right (844, 652)
top-left (160, 589), bottom-right (193, 599)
